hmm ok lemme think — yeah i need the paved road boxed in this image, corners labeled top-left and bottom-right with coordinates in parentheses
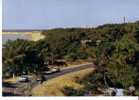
top-left (2, 63), bottom-right (95, 96)
top-left (44, 63), bottom-right (95, 80)
top-left (2, 82), bottom-right (24, 96)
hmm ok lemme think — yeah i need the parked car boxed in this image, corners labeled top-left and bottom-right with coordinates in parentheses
top-left (42, 67), bottom-right (61, 75)
top-left (51, 67), bottom-right (61, 73)
top-left (17, 75), bottom-right (29, 82)
top-left (42, 71), bottom-right (53, 75)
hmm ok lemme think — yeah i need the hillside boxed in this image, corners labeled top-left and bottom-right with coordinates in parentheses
top-left (2, 20), bottom-right (139, 96)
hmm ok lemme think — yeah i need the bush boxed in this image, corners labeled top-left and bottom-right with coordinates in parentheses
top-left (63, 86), bottom-right (84, 96)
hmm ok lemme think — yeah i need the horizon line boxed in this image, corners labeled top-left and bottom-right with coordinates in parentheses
top-left (2, 20), bottom-right (139, 32)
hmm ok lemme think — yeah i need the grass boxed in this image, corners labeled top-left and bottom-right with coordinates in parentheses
top-left (67, 60), bottom-right (90, 66)
top-left (61, 62), bottom-right (92, 70)
top-left (3, 77), bottom-right (20, 84)
top-left (135, 89), bottom-right (139, 96)
top-left (31, 67), bottom-right (94, 96)
top-left (3, 75), bottom-right (34, 84)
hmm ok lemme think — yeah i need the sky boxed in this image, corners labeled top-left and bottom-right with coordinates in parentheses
top-left (2, 0), bottom-right (139, 29)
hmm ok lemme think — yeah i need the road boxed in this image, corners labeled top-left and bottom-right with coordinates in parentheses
top-left (2, 82), bottom-right (24, 96)
top-left (44, 63), bottom-right (95, 80)
top-left (2, 63), bottom-right (95, 96)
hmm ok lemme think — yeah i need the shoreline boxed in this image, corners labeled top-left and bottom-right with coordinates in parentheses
top-left (2, 31), bottom-right (45, 41)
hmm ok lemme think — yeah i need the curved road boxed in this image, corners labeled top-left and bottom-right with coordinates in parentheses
top-left (44, 63), bottom-right (95, 80)
top-left (3, 63), bottom-right (95, 96)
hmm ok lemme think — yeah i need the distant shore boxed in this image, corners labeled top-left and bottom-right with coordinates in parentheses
top-left (2, 31), bottom-right (45, 42)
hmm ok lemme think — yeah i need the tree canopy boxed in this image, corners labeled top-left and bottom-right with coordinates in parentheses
top-left (2, 21), bottom-right (139, 91)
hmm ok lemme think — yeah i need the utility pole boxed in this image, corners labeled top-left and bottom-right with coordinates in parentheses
top-left (123, 16), bottom-right (126, 23)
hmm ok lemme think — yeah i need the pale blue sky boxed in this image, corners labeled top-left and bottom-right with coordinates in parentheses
top-left (3, 0), bottom-right (139, 29)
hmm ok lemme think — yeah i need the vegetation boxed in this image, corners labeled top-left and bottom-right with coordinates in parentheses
top-left (63, 86), bottom-right (85, 96)
top-left (31, 68), bottom-right (94, 96)
top-left (3, 21), bottom-right (139, 95)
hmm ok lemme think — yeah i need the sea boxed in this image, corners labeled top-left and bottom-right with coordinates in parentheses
top-left (2, 34), bottom-right (31, 45)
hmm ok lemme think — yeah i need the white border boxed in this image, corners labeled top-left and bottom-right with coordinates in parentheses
top-left (0, 0), bottom-right (2, 97)
top-left (0, 0), bottom-right (138, 100)
top-left (1, 97), bottom-right (139, 100)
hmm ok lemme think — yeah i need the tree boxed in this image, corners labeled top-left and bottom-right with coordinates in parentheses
top-left (106, 33), bottom-right (139, 88)
top-left (2, 39), bottom-right (46, 76)
top-left (3, 39), bottom-right (32, 76)
top-left (42, 29), bottom-right (89, 62)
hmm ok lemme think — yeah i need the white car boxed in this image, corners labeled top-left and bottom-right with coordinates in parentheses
top-left (42, 67), bottom-right (60, 75)
top-left (17, 75), bottom-right (29, 82)
top-left (51, 67), bottom-right (60, 73)
top-left (42, 71), bottom-right (53, 74)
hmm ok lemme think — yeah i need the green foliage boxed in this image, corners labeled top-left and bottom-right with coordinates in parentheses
top-left (107, 61), bottom-right (138, 88)
top-left (42, 29), bottom-right (89, 62)
top-left (63, 86), bottom-right (85, 96)
top-left (2, 39), bottom-right (46, 76)
top-left (3, 20), bottom-right (139, 92)
top-left (3, 39), bottom-right (33, 75)
top-left (78, 70), bottom-right (109, 95)
top-left (105, 33), bottom-right (139, 88)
